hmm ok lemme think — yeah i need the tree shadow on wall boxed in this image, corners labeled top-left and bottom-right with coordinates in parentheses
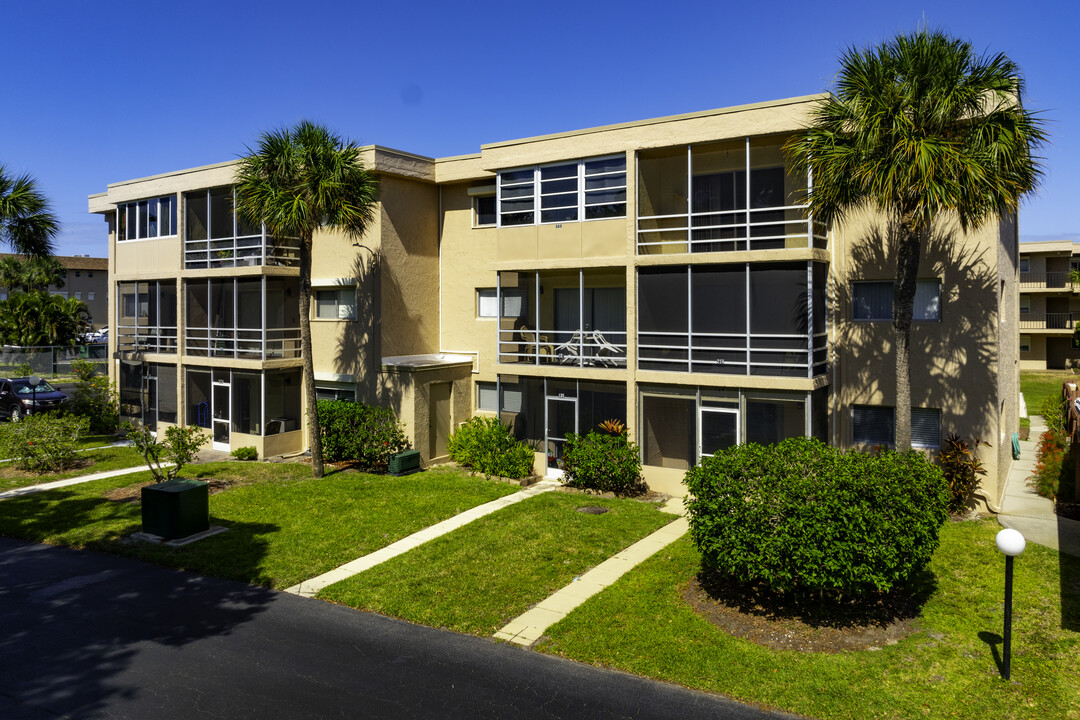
top-left (836, 224), bottom-right (998, 442)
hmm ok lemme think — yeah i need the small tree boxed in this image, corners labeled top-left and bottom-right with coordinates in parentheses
top-left (125, 423), bottom-right (209, 483)
top-left (65, 359), bottom-right (119, 434)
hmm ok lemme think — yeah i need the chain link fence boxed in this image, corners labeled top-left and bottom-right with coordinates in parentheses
top-left (0, 344), bottom-right (108, 377)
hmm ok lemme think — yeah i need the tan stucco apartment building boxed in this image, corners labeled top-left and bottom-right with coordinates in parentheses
top-left (1018, 240), bottom-right (1080, 369)
top-left (89, 94), bottom-right (1020, 508)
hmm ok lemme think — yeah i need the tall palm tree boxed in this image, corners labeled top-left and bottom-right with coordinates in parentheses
top-left (235, 122), bottom-right (379, 478)
top-left (0, 165), bottom-right (60, 257)
top-left (785, 30), bottom-right (1046, 451)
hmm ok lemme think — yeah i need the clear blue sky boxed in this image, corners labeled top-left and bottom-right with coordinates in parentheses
top-left (2, 0), bottom-right (1075, 256)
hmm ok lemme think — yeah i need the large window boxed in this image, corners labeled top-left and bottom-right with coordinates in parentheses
top-left (852, 405), bottom-right (942, 449)
top-left (116, 281), bottom-right (177, 353)
top-left (852, 280), bottom-right (941, 321)
top-left (637, 262), bottom-right (827, 377)
top-left (117, 196), bottom-right (177, 241)
top-left (498, 155), bottom-right (626, 227)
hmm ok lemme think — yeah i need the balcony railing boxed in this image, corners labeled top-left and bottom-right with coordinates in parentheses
top-left (116, 326), bottom-right (178, 354)
top-left (184, 235), bottom-right (301, 270)
top-left (638, 331), bottom-right (828, 378)
top-left (1019, 271), bottom-right (1075, 289)
top-left (185, 327), bottom-right (302, 360)
top-left (637, 205), bottom-right (827, 254)
top-left (498, 328), bottom-right (627, 367)
top-left (1019, 312), bottom-right (1078, 330)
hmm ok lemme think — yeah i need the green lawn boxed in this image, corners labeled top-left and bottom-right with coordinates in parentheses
top-left (0, 445), bottom-right (146, 492)
top-left (319, 492), bottom-right (675, 635)
top-left (1020, 370), bottom-right (1075, 417)
top-left (538, 519), bottom-right (1080, 720)
top-left (0, 464), bottom-right (520, 589)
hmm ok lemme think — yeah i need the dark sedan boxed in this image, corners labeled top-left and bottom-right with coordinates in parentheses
top-left (0, 377), bottom-right (68, 421)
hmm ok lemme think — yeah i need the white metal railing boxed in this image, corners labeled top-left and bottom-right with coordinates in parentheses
top-left (116, 325), bottom-right (178, 354)
top-left (184, 235), bottom-right (301, 269)
top-left (184, 327), bottom-right (302, 359)
top-left (637, 205), bottom-right (827, 254)
top-left (498, 328), bottom-right (627, 368)
top-left (637, 330), bottom-right (828, 377)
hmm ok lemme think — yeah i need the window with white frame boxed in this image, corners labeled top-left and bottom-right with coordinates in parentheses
top-left (852, 405), bottom-right (941, 448)
top-left (476, 381), bottom-right (498, 411)
top-left (315, 383), bottom-right (356, 402)
top-left (498, 155), bottom-right (626, 227)
top-left (117, 195), bottom-right (177, 240)
top-left (1020, 335), bottom-right (1031, 352)
top-left (477, 288), bottom-right (498, 318)
top-left (88, 291), bottom-right (95, 301)
top-left (474, 195), bottom-right (496, 227)
top-left (851, 279), bottom-right (941, 321)
top-left (315, 288), bottom-right (356, 320)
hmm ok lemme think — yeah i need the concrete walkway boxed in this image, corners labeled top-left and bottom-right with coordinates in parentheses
top-left (495, 497), bottom-right (688, 646)
top-left (284, 479), bottom-right (563, 598)
top-left (0, 462), bottom-right (171, 500)
top-left (998, 415), bottom-right (1080, 558)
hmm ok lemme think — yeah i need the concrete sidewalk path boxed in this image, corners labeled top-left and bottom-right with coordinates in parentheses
top-left (0, 462), bottom-right (169, 500)
top-left (495, 497), bottom-right (688, 646)
top-left (285, 478), bottom-right (563, 598)
top-left (998, 415), bottom-right (1080, 557)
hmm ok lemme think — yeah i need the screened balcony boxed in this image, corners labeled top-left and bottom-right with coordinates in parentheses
top-left (185, 277), bottom-right (301, 360)
top-left (496, 269), bottom-right (627, 368)
top-left (184, 187), bottom-right (300, 269)
top-left (116, 281), bottom-right (178, 354)
top-left (637, 137), bottom-right (826, 254)
top-left (638, 262), bottom-right (828, 378)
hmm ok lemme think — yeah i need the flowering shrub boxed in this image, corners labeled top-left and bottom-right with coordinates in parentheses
top-left (0, 412), bottom-right (88, 473)
top-left (1031, 427), bottom-right (1073, 502)
top-left (562, 422), bottom-right (646, 496)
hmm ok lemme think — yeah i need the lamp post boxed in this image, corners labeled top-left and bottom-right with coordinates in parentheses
top-left (27, 375), bottom-right (41, 417)
top-left (995, 528), bottom-right (1026, 681)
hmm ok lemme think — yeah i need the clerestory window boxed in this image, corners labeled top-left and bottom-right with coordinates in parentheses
top-left (498, 156), bottom-right (626, 227)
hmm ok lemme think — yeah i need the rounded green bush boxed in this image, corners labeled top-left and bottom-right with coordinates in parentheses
top-left (317, 399), bottom-right (409, 470)
top-left (447, 416), bottom-right (534, 479)
top-left (562, 429), bottom-right (645, 496)
top-left (685, 437), bottom-right (949, 597)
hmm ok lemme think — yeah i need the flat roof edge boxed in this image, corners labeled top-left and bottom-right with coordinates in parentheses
top-left (479, 94), bottom-right (828, 151)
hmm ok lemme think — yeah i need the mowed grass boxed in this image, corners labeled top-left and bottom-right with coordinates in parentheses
top-left (319, 492), bottom-right (675, 635)
top-left (0, 464), bottom-right (519, 589)
top-left (0, 445), bottom-right (146, 492)
top-left (1021, 370), bottom-right (1075, 417)
top-left (538, 519), bottom-right (1080, 720)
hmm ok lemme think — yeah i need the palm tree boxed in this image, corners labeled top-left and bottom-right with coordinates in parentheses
top-left (785, 30), bottom-right (1046, 451)
top-left (0, 165), bottom-right (60, 257)
top-left (235, 122), bottom-right (379, 478)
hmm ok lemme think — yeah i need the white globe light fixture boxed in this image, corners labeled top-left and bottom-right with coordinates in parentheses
top-left (995, 528), bottom-right (1026, 680)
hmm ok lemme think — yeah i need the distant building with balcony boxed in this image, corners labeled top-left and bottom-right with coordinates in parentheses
top-left (0, 253), bottom-right (108, 330)
top-left (1018, 240), bottom-right (1080, 369)
top-left (89, 95), bottom-right (1019, 509)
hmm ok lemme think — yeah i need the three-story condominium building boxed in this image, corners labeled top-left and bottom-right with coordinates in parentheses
top-left (89, 94), bottom-right (1020, 509)
top-left (1017, 240), bottom-right (1080, 369)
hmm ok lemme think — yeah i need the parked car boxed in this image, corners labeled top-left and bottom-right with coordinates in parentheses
top-left (0, 377), bottom-right (68, 421)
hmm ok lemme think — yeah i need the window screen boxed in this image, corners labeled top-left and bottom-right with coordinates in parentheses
top-left (476, 382), bottom-right (498, 411)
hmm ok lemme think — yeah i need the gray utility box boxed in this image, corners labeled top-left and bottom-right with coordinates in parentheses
top-left (388, 450), bottom-right (422, 476)
top-left (141, 479), bottom-right (210, 540)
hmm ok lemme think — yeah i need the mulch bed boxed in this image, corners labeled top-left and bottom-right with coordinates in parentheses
top-left (0, 458), bottom-right (92, 480)
top-left (681, 571), bottom-right (928, 653)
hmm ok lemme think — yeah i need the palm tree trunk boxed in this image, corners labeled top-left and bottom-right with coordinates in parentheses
top-left (298, 235), bottom-right (324, 478)
top-left (892, 222), bottom-right (923, 452)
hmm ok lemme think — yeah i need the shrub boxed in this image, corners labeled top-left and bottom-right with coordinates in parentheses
top-left (125, 423), bottom-right (209, 483)
top-left (318, 399), bottom-right (409, 471)
top-left (938, 434), bottom-right (991, 514)
top-left (0, 412), bottom-right (88, 473)
top-left (1031, 428), bottom-right (1074, 502)
top-left (685, 437), bottom-right (949, 599)
top-left (1040, 392), bottom-right (1068, 436)
top-left (562, 424), bottom-right (645, 496)
top-left (447, 416), bottom-right (534, 479)
top-left (231, 446), bottom-right (258, 461)
top-left (15, 362), bottom-right (32, 377)
top-left (64, 364), bottom-right (119, 434)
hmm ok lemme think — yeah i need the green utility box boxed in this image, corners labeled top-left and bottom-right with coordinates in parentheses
top-left (388, 449), bottom-right (422, 476)
top-left (141, 479), bottom-right (210, 540)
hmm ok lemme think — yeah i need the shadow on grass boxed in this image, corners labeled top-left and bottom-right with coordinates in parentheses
top-left (695, 567), bottom-right (939, 630)
top-left (1060, 543), bottom-right (1080, 631)
top-left (977, 631), bottom-right (1004, 677)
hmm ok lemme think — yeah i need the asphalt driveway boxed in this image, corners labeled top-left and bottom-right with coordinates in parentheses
top-left (0, 537), bottom-right (792, 719)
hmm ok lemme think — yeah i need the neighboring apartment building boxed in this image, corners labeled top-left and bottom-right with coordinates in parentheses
top-left (1017, 240), bottom-right (1080, 369)
top-left (0, 253), bottom-right (109, 330)
top-left (89, 94), bottom-right (1019, 508)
